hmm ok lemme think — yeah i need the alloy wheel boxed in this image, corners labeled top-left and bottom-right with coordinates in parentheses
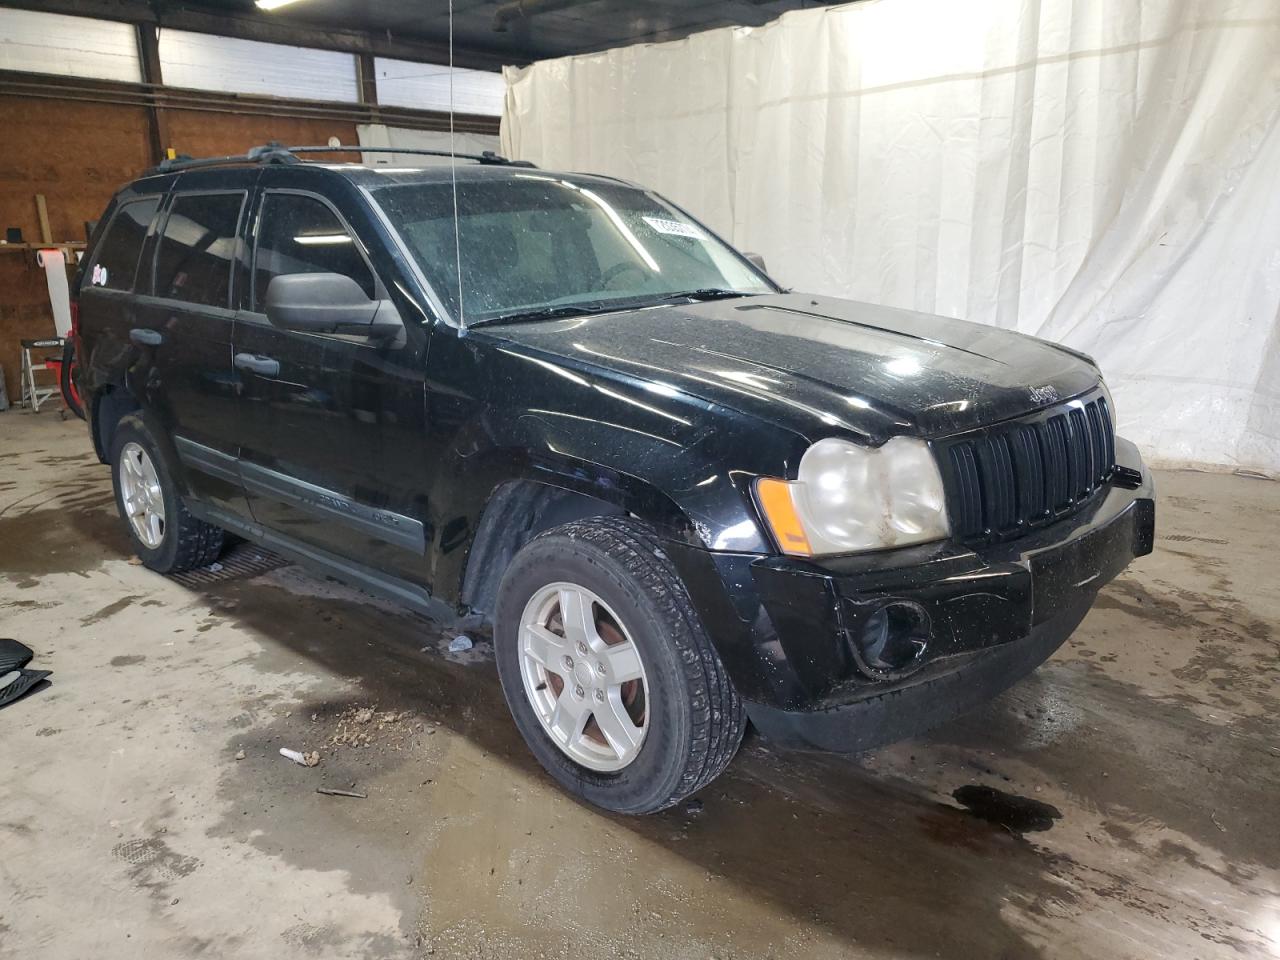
top-left (118, 441), bottom-right (166, 549)
top-left (518, 582), bottom-right (649, 772)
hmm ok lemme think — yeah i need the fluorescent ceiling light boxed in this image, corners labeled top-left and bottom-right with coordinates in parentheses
top-left (256, 0), bottom-right (308, 10)
top-left (294, 234), bottom-right (351, 245)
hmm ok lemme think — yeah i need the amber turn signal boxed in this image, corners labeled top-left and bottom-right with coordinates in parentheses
top-left (755, 477), bottom-right (813, 556)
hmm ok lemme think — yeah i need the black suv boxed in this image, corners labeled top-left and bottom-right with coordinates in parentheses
top-left (74, 145), bottom-right (1155, 814)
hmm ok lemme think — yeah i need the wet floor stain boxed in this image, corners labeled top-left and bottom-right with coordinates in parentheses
top-left (952, 784), bottom-right (1062, 833)
top-left (83, 595), bottom-right (143, 626)
top-left (0, 500), bottom-right (130, 583)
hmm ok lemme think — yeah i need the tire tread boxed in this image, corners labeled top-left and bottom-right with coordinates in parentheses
top-left (550, 517), bottom-right (746, 809)
top-left (113, 414), bottom-right (224, 574)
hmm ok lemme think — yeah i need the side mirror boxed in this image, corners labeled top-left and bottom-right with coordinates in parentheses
top-left (264, 273), bottom-right (401, 339)
top-left (744, 252), bottom-right (768, 274)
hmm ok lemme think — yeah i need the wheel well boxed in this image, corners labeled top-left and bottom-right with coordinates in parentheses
top-left (460, 480), bottom-right (624, 621)
top-left (91, 386), bottom-right (141, 462)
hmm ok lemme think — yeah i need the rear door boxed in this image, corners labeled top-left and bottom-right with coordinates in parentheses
top-left (233, 182), bottom-right (431, 582)
top-left (131, 179), bottom-right (252, 519)
top-left (78, 192), bottom-right (164, 417)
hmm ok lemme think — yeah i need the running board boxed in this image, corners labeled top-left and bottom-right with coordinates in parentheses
top-left (184, 500), bottom-right (464, 628)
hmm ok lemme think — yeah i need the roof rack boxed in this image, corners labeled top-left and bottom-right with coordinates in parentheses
top-left (147, 142), bottom-right (535, 176)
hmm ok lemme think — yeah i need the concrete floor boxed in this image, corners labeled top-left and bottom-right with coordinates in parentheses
top-left (0, 408), bottom-right (1277, 960)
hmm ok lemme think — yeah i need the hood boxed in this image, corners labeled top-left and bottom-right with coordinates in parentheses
top-left (482, 293), bottom-right (1101, 445)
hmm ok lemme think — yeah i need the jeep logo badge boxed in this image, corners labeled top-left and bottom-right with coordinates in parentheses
top-left (1029, 384), bottom-right (1060, 404)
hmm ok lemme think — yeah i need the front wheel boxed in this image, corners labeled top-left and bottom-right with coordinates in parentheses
top-left (109, 414), bottom-right (223, 573)
top-left (495, 517), bottom-right (745, 814)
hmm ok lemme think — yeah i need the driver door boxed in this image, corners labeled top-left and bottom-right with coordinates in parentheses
top-left (234, 185), bottom-right (429, 581)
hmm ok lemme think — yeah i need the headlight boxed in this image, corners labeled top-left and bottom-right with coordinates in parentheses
top-left (755, 436), bottom-right (950, 556)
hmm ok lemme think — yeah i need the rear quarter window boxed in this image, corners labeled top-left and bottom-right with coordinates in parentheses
top-left (85, 197), bottom-right (161, 292)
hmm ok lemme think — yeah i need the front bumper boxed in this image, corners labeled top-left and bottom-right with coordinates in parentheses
top-left (668, 438), bottom-right (1155, 753)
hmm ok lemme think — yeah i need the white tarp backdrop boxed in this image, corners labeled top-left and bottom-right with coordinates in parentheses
top-left (502, 0), bottom-right (1280, 475)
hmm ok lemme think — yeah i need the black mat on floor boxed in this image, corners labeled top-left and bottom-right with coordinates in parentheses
top-left (0, 639), bottom-right (34, 674)
top-left (0, 669), bottom-right (50, 709)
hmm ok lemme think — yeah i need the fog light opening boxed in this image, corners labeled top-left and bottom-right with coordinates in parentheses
top-left (857, 601), bottom-right (930, 676)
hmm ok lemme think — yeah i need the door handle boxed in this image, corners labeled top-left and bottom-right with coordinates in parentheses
top-left (129, 328), bottom-right (162, 347)
top-left (234, 353), bottom-right (280, 377)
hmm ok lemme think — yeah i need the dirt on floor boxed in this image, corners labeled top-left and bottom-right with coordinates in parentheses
top-left (0, 409), bottom-right (1277, 960)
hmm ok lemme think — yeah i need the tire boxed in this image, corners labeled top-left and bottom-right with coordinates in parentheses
top-left (495, 517), bottom-right (745, 814)
top-left (109, 414), bottom-right (223, 574)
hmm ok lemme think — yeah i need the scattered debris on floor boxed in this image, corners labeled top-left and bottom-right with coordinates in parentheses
top-left (316, 787), bottom-right (367, 799)
top-left (448, 634), bottom-right (473, 653)
top-left (327, 704), bottom-right (418, 751)
top-left (279, 747), bottom-right (320, 767)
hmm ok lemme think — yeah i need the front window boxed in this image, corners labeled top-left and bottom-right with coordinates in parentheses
top-left (253, 193), bottom-right (376, 308)
top-left (372, 175), bottom-right (774, 325)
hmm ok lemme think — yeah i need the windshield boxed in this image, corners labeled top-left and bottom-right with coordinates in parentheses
top-left (371, 174), bottom-right (775, 325)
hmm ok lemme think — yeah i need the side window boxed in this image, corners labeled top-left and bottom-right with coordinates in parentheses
top-left (153, 193), bottom-right (245, 308)
top-left (253, 193), bottom-right (376, 308)
top-left (86, 197), bottom-right (161, 292)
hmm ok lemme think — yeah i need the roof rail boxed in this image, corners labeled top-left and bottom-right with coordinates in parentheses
top-left (286, 145), bottom-right (537, 168)
top-left (145, 142), bottom-right (535, 176)
top-left (146, 143), bottom-right (297, 176)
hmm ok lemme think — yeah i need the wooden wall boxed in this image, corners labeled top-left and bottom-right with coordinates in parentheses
top-left (0, 97), bottom-right (151, 406)
top-left (163, 110), bottom-right (359, 164)
top-left (0, 94), bottom-right (359, 404)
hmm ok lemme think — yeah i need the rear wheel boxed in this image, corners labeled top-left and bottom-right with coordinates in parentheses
top-left (495, 517), bottom-right (745, 814)
top-left (109, 415), bottom-right (223, 573)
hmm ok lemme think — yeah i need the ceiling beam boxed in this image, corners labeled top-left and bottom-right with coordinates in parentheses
top-left (134, 22), bottom-right (169, 164)
top-left (0, 0), bottom-right (519, 71)
top-left (0, 68), bottom-right (501, 135)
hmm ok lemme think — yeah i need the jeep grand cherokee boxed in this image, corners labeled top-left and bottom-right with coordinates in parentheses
top-left (73, 145), bottom-right (1155, 814)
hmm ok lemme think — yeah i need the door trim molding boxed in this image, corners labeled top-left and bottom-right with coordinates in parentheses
top-left (174, 435), bottom-right (239, 485)
top-left (239, 462), bottom-right (427, 556)
top-left (174, 436), bottom-right (427, 556)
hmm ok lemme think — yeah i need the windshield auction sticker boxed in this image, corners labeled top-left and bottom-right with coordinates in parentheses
top-left (641, 216), bottom-right (706, 240)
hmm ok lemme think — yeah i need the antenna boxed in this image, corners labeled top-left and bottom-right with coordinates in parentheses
top-left (448, 0), bottom-right (465, 328)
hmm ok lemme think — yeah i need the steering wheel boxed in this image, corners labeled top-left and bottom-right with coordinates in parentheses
top-left (599, 261), bottom-right (649, 290)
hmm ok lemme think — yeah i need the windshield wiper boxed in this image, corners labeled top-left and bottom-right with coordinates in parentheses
top-left (468, 289), bottom-right (756, 328)
top-left (652, 288), bottom-right (754, 304)
top-left (468, 301), bottom-right (622, 328)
